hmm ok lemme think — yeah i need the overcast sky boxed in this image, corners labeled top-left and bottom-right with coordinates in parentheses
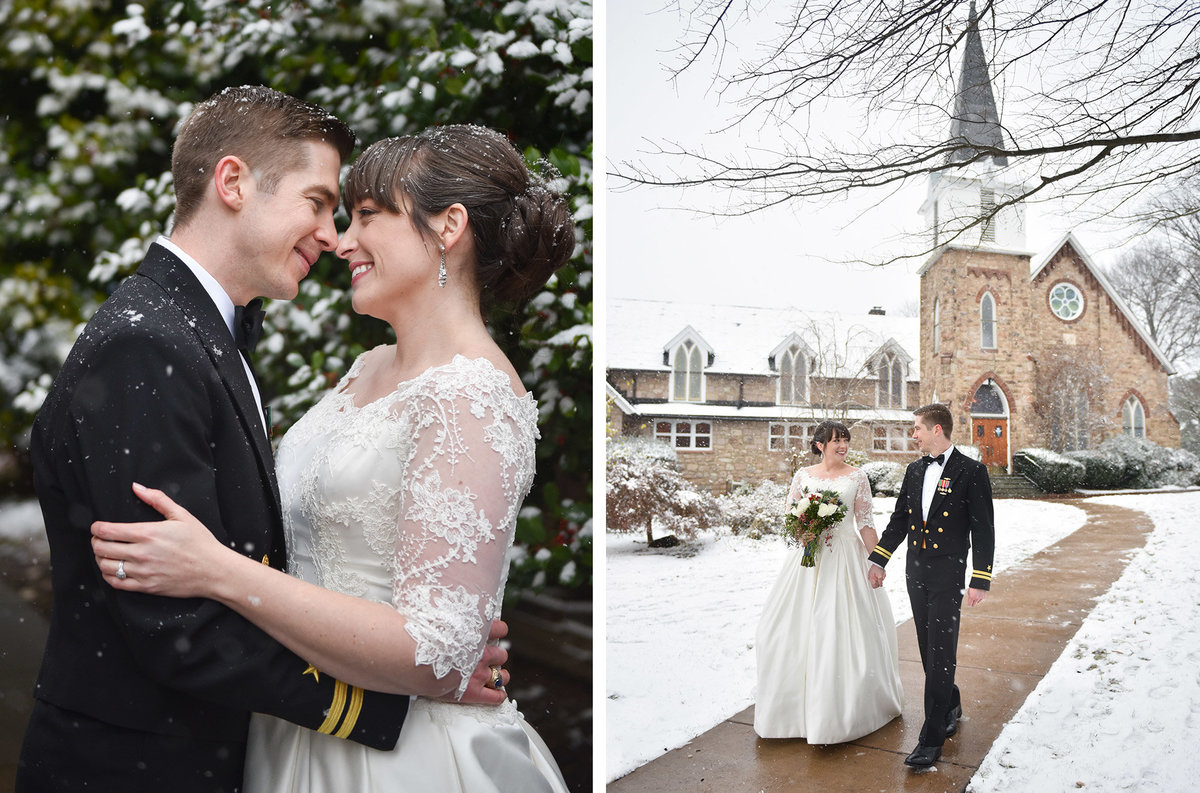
top-left (604, 1), bottom-right (1136, 317)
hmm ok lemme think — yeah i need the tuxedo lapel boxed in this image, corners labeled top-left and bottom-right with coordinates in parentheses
top-left (926, 452), bottom-right (965, 522)
top-left (135, 246), bottom-right (282, 517)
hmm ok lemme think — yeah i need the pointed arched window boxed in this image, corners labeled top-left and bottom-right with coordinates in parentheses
top-left (672, 340), bottom-right (704, 402)
top-left (980, 292), bottom-right (997, 349)
top-left (779, 345), bottom-right (808, 405)
top-left (1122, 396), bottom-right (1146, 438)
top-left (876, 353), bottom-right (905, 408)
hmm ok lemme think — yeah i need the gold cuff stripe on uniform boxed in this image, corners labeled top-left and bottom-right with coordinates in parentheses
top-left (334, 685), bottom-right (365, 739)
top-left (317, 679), bottom-right (348, 735)
top-left (873, 546), bottom-right (891, 560)
top-left (973, 570), bottom-right (993, 581)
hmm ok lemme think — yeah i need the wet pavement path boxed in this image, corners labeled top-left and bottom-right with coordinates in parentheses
top-left (608, 500), bottom-right (1153, 793)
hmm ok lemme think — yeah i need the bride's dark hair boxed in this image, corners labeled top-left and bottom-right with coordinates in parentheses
top-left (342, 125), bottom-right (575, 307)
top-left (810, 420), bottom-right (851, 456)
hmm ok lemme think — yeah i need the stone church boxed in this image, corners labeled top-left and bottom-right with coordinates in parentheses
top-left (607, 9), bottom-right (1179, 493)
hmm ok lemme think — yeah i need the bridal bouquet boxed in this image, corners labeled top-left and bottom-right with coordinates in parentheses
top-left (785, 488), bottom-right (848, 567)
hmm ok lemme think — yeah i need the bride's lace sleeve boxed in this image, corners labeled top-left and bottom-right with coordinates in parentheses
top-left (853, 469), bottom-right (875, 531)
top-left (787, 469), bottom-right (806, 503)
top-left (389, 368), bottom-right (538, 700)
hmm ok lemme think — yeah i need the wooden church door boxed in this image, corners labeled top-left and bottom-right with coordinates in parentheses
top-left (974, 418), bottom-right (1008, 468)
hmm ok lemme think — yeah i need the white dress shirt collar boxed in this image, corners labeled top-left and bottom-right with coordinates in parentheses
top-left (155, 235), bottom-right (238, 340)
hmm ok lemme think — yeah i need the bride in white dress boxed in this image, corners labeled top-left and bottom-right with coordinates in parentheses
top-left (89, 126), bottom-right (573, 792)
top-left (754, 420), bottom-right (903, 743)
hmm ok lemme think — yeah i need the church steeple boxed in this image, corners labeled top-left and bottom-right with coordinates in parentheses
top-left (920, 1), bottom-right (1025, 251)
top-left (947, 2), bottom-right (1007, 165)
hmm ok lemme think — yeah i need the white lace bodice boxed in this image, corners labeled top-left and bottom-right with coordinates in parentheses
top-left (275, 350), bottom-right (539, 699)
top-left (788, 468), bottom-right (875, 535)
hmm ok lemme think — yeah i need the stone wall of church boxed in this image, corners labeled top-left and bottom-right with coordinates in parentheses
top-left (919, 246), bottom-right (1037, 456)
top-left (919, 242), bottom-right (1180, 460)
top-left (1030, 244), bottom-right (1179, 446)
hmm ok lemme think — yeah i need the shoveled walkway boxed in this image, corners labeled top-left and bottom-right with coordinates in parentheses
top-left (608, 499), bottom-right (1154, 793)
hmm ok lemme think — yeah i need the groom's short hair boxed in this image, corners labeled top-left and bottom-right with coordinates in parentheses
top-left (171, 85), bottom-right (355, 230)
top-left (914, 403), bottom-right (954, 438)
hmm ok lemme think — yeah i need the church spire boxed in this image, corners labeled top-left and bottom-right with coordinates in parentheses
top-left (947, 2), bottom-right (1007, 166)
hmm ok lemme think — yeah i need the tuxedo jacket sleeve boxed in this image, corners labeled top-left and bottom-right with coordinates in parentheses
top-left (30, 246), bottom-right (408, 748)
top-left (868, 454), bottom-right (996, 591)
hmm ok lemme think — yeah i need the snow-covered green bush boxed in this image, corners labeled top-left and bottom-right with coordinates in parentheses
top-left (861, 460), bottom-right (904, 496)
top-left (716, 480), bottom-right (788, 538)
top-left (1014, 448), bottom-right (1086, 493)
top-left (1097, 435), bottom-right (1200, 489)
top-left (1065, 448), bottom-right (1127, 489)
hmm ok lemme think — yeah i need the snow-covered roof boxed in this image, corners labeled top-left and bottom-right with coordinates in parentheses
top-left (1031, 231), bottom-right (1176, 375)
top-left (606, 298), bottom-right (921, 381)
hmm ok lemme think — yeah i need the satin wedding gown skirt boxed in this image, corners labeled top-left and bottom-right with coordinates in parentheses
top-left (754, 468), bottom-right (903, 743)
top-left (244, 352), bottom-right (567, 793)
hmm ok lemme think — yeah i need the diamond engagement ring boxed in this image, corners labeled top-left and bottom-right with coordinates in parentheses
top-left (116, 560), bottom-right (127, 580)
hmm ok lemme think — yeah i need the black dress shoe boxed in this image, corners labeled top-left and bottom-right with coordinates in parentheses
top-left (945, 704), bottom-right (963, 738)
top-left (904, 744), bottom-right (942, 768)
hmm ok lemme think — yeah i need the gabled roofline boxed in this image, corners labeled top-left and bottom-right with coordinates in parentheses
top-left (1032, 231), bottom-right (1176, 375)
top-left (605, 382), bottom-right (639, 416)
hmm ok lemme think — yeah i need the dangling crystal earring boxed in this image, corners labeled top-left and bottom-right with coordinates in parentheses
top-left (438, 245), bottom-right (447, 288)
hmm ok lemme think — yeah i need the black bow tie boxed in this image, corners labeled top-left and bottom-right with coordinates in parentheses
top-left (922, 453), bottom-right (945, 467)
top-left (234, 298), bottom-right (265, 356)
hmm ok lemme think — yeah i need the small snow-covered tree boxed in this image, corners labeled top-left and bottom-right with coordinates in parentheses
top-left (606, 437), bottom-right (721, 544)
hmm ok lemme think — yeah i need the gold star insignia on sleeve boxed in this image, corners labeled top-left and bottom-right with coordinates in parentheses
top-left (303, 664), bottom-right (320, 682)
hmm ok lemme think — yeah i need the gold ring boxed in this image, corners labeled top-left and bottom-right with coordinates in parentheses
top-left (489, 665), bottom-right (504, 690)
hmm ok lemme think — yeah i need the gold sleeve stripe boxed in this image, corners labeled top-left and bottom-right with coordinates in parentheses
top-left (973, 570), bottom-right (993, 581)
top-left (334, 685), bottom-right (365, 739)
top-left (873, 546), bottom-right (892, 560)
top-left (317, 680), bottom-right (348, 735)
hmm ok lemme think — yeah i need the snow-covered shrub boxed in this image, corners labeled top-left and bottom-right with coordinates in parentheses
top-left (606, 437), bottom-right (721, 543)
top-left (1097, 435), bottom-right (1200, 488)
top-left (1065, 448), bottom-right (1127, 489)
top-left (845, 449), bottom-right (869, 468)
top-left (1014, 448), bottom-right (1086, 493)
top-left (862, 460), bottom-right (905, 496)
top-left (716, 480), bottom-right (788, 538)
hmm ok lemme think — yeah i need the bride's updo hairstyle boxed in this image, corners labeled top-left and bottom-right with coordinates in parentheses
top-left (342, 125), bottom-right (575, 307)
top-left (810, 420), bottom-right (851, 456)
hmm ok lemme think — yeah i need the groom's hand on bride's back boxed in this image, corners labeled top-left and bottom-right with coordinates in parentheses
top-left (450, 620), bottom-right (511, 705)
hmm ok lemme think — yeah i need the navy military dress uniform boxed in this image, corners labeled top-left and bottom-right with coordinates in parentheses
top-left (17, 245), bottom-right (409, 793)
top-left (868, 447), bottom-right (995, 749)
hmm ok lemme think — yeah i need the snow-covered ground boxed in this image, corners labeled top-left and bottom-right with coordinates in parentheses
top-left (606, 493), bottom-right (1200, 787)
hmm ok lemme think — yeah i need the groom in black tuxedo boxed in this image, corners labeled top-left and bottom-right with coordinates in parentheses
top-left (867, 403), bottom-right (994, 769)
top-left (17, 87), bottom-right (505, 793)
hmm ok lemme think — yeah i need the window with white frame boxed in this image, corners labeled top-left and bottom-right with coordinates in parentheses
top-left (1122, 396), bottom-right (1146, 438)
top-left (769, 422), bottom-right (812, 452)
top-left (980, 187), bottom-right (996, 243)
top-left (876, 353), bottom-right (905, 408)
top-left (671, 341), bottom-right (704, 402)
top-left (655, 419), bottom-right (712, 450)
top-left (778, 345), bottom-right (808, 405)
top-left (873, 424), bottom-right (911, 452)
top-left (980, 292), bottom-right (997, 349)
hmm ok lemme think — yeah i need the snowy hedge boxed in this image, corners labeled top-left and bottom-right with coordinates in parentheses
top-left (715, 480), bottom-right (789, 538)
top-left (1014, 448), bottom-right (1086, 493)
top-left (1094, 436), bottom-right (1200, 489)
top-left (861, 460), bottom-right (905, 496)
top-left (1064, 448), bottom-right (1127, 489)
